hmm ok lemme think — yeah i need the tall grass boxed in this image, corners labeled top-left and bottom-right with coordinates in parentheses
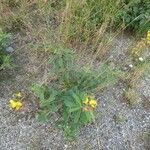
top-left (0, 0), bottom-right (149, 56)
top-left (0, 0), bottom-right (123, 54)
top-left (59, 0), bottom-right (123, 51)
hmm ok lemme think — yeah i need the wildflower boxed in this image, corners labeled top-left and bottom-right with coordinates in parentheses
top-left (83, 96), bottom-right (97, 111)
top-left (14, 92), bottom-right (22, 98)
top-left (9, 99), bottom-right (23, 110)
top-left (147, 30), bottom-right (150, 44)
top-left (129, 64), bottom-right (133, 68)
top-left (139, 57), bottom-right (144, 62)
top-left (89, 99), bottom-right (97, 108)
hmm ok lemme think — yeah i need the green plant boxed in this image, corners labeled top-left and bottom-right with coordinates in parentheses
top-left (0, 28), bottom-right (12, 70)
top-left (32, 48), bottom-right (118, 139)
top-left (115, 0), bottom-right (150, 34)
top-left (0, 55), bottom-right (12, 70)
top-left (113, 112), bottom-right (127, 124)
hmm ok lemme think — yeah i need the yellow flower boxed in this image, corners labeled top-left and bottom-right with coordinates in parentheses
top-left (147, 30), bottom-right (150, 44)
top-left (83, 96), bottom-right (89, 105)
top-left (9, 99), bottom-right (23, 110)
top-left (14, 92), bottom-right (22, 98)
top-left (89, 99), bottom-right (97, 108)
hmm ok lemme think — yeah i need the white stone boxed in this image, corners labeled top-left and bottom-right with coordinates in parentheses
top-left (139, 57), bottom-right (144, 62)
top-left (5, 46), bottom-right (14, 53)
top-left (129, 64), bottom-right (133, 68)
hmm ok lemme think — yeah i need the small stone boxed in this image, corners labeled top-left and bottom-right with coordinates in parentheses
top-left (129, 64), bottom-right (133, 68)
top-left (139, 57), bottom-right (144, 62)
top-left (64, 145), bottom-right (68, 148)
top-left (109, 62), bottom-right (115, 70)
top-left (122, 66), bottom-right (128, 71)
top-left (5, 46), bottom-right (14, 53)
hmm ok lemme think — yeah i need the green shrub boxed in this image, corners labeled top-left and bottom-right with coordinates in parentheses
top-left (0, 28), bottom-right (12, 70)
top-left (32, 48), bottom-right (118, 139)
top-left (115, 0), bottom-right (150, 34)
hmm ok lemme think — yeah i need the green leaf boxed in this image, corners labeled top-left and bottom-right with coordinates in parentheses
top-left (40, 100), bottom-right (51, 108)
top-left (85, 111), bottom-right (94, 122)
top-left (47, 89), bottom-right (57, 102)
top-left (62, 110), bottom-right (70, 121)
top-left (80, 111), bottom-right (94, 124)
top-left (64, 99), bottom-right (76, 107)
top-left (69, 107), bottom-right (81, 113)
top-left (37, 111), bottom-right (49, 122)
top-left (72, 92), bottom-right (81, 106)
top-left (31, 84), bottom-right (45, 101)
top-left (73, 110), bottom-right (81, 123)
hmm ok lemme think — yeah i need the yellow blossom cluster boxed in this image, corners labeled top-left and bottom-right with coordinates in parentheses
top-left (147, 30), bottom-right (150, 44)
top-left (83, 96), bottom-right (97, 111)
top-left (9, 92), bottom-right (23, 111)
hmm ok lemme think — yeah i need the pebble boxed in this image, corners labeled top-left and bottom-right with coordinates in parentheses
top-left (5, 46), bottom-right (14, 53)
top-left (129, 64), bottom-right (133, 68)
top-left (139, 57), bottom-right (144, 62)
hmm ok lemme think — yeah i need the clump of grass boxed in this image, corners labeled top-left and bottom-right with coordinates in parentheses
top-left (122, 59), bottom-right (150, 106)
top-left (0, 1), bottom-right (28, 32)
top-left (131, 39), bottom-right (147, 61)
top-left (59, 0), bottom-right (122, 49)
top-left (128, 59), bottom-right (150, 88)
top-left (123, 88), bottom-right (141, 106)
top-left (0, 1), bottom-right (41, 33)
top-left (113, 112), bottom-right (127, 124)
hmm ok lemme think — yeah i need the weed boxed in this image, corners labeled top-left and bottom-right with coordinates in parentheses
top-left (123, 88), bottom-right (141, 106)
top-left (32, 48), bottom-right (118, 139)
top-left (113, 112), bottom-right (127, 124)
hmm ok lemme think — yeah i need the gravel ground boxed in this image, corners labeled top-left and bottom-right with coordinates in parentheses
top-left (0, 34), bottom-right (150, 150)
